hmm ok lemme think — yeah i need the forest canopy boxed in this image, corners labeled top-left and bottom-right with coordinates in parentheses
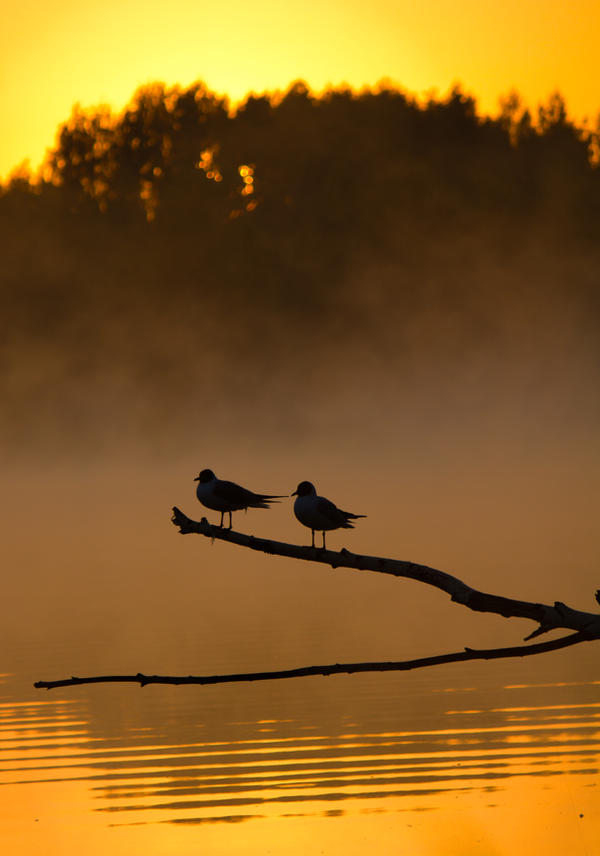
top-left (2, 81), bottom-right (599, 453)
top-left (4, 81), bottom-right (598, 223)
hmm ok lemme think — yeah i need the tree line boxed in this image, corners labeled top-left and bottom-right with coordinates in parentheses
top-left (1, 81), bottom-right (599, 449)
top-left (3, 80), bottom-right (599, 271)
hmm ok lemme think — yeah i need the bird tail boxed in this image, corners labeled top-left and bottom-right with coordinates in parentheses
top-left (254, 494), bottom-right (287, 508)
top-left (343, 511), bottom-right (366, 520)
top-left (339, 510), bottom-right (366, 528)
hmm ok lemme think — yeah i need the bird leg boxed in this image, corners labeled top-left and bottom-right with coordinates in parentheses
top-left (311, 529), bottom-right (315, 548)
top-left (321, 531), bottom-right (327, 550)
top-left (219, 511), bottom-right (225, 528)
top-left (228, 511), bottom-right (233, 529)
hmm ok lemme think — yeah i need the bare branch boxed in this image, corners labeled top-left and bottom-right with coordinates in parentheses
top-left (34, 509), bottom-right (598, 692)
top-left (33, 631), bottom-right (593, 690)
top-left (171, 507), bottom-right (600, 638)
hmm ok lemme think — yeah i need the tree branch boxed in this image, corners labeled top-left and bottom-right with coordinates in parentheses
top-left (33, 631), bottom-right (593, 690)
top-left (33, 509), bottom-right (599, 692)
top-left (171, 507), bottom-right (600, 639)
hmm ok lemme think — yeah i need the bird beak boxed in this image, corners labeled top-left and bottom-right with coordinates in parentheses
top-left (291, 490), bottom-right (297, 496)
top-left (193, 476), bottom-right (200, 481)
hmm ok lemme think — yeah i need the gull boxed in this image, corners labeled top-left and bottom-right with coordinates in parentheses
top-left (194, 468), bottom-right (283, 529)
top-left (291, 481), bottom-right (366, 549)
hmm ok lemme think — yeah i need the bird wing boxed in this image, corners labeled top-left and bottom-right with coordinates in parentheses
top-left (316, 496), bottom-right (345, 526)
top-left (213, 481), bottom-right (283, 508)
top-left (213, 479), bottom-right (255, 507)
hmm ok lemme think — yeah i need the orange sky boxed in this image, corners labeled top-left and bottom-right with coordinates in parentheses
top-left (2, 0), bottom-right (599, 180)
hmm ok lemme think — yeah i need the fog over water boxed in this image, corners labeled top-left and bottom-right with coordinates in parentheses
top-left (2, 228), bottom-right (599, 684)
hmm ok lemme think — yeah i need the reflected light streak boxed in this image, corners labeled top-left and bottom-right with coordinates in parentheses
top-left (3, 702), bottom-right (599, 806)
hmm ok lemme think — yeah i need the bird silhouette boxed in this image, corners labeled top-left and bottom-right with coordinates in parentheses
top-left (291, 480), bottom-right (366, 548)
top-left (195, 469), bottom-right (283, 529)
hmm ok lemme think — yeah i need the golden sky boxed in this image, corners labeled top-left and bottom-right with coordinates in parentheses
top-left (1, 0), bottom-right (599, 179)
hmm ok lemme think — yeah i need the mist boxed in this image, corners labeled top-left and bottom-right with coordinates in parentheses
top-left (1, 81), bottom-right (598, 694)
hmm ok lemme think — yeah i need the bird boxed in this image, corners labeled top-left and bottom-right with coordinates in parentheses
top-left (291, 480), bottom-right (366, 549)
top-left (194, 468), bottom-right (283, 529)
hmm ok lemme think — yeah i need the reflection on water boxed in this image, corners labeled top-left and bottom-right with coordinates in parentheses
top-left (1, 668), bottom-right (598, 853)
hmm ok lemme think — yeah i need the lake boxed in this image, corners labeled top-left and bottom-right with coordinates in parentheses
top-left (1, 650), bottom-right (598, 855)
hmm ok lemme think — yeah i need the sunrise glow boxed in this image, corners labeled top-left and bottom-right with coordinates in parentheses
top-left (2, 0), bottom-right (600, 179)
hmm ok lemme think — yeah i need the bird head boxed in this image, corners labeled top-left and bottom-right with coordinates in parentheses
top-left (194, 469), bottom-right (216, 483)
top-left (291, 481), bottom-right (316, 497)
